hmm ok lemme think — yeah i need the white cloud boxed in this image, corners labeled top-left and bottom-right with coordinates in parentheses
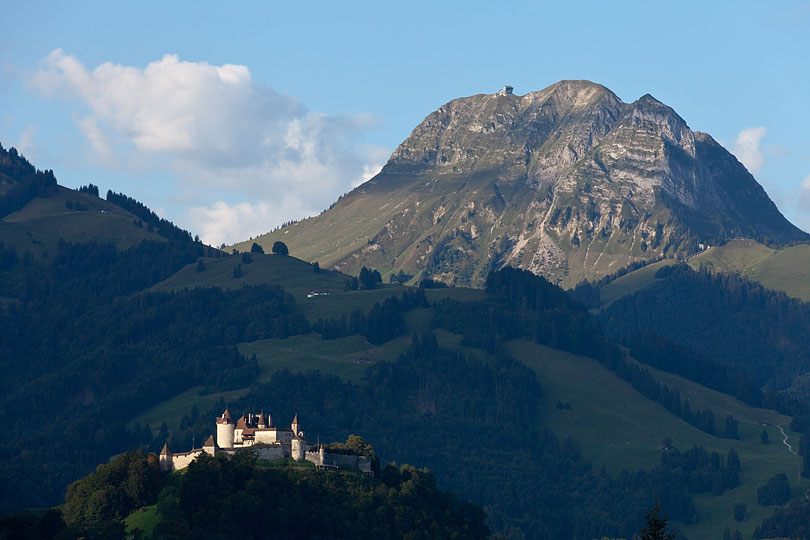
top-left (187, 201), bottom-right (278, 248)
top-left (802, 173), bottom-right (810, 191)
top-left (732, 126), bottom-right (767, 173)
top-left (351, 145), bottom-right (390, 187)
top-left (29, 49), bottom-right (390, 245)
top-left (15, 125), bottom-right (37, 158)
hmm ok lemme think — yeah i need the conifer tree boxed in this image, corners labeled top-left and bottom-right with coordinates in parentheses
top-left (639, 500), bottom-right (676, 540)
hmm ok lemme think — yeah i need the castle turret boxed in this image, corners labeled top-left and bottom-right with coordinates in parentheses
top-left (159, 443), bottom-right (173, 471)
top-left (291, 414), bottom-right (300, 436)
top-left (216, 409), bottom-right (235, 449)
top-left (258, 411), bottom-right (267, 429)
top-left (203, 434), bottom-right (217, 456)
top-left (291, 435), bottom-right (306, 461)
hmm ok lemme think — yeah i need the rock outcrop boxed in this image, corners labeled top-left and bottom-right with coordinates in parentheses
top-left (241, 81), bottom-right (807, 287)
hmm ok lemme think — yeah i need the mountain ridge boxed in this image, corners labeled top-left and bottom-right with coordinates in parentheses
top-left (240, 80), bottom-right (807, 287)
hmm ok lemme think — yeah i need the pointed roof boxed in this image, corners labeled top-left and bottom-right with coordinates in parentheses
top-left (292, 413), bottom-right (299, 424)
top-left (216, 409), bottom-right (234, 425)
top-left (258, 411), bottom-right (267, 427)
top-left (203, 435), bottom-right (216, 447)
top-left (160, 442), bottom-right (172, 456)
top-left (236, 415), bottom-right (247, 430)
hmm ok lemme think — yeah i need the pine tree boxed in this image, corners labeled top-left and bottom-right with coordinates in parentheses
top-left (639, 500), bottom-right (677, 540)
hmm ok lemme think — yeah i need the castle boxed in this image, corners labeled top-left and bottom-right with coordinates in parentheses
top-left (159, 410), bottom-right (373, 476)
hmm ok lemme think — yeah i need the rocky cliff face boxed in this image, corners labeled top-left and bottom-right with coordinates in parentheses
top-left (243, 80), bottom-right (808, 287)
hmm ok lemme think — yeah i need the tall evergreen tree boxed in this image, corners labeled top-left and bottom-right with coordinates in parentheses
top-left (639, 500), bottom-right (677, 540)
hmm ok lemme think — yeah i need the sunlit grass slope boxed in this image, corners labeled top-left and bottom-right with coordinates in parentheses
top-left (692, 238), bottom-right (810, 301)
top-left (505, 340), bottom-right (807, 540)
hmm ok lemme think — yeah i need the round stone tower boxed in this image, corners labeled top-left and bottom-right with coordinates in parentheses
top-left (216, 409), bottom-right (234, 449)
top-left (291, 436), bottom-right (305, 461)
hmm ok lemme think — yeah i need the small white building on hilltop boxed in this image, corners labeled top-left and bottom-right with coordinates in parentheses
top-left (159, 410), bottom-right (373, 476)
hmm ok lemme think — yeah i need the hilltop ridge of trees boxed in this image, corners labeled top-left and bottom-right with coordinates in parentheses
top-left (0, 445), bottom-right (490, 540)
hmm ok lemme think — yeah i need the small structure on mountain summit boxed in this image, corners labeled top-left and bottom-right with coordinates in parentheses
top-left (159, 410), bottom-right (374, 476)
top-left (497, 85), bottom-right (513, 95)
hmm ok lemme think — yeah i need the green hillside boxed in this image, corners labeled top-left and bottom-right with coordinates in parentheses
top-left (128, 278), bottom-right (807, 540)
top-left (149, 251), bottom-right (350, 300)
top-left (507, 339), bottom-right (804, 540)
top-left (597, 260), bottom-right (677, 308)
top-left (692, 238), bottom-right (810, 302)
top-left (595, 239), bottom-right (810, 310)
top-left (1, 185), bottom-right (163, 255)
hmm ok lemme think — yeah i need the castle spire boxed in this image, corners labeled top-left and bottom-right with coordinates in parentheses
top-left (160, 442), bottom-right (171, 456)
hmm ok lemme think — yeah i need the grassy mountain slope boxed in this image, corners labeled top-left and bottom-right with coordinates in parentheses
top-left (507, 340), bottom-right (803, 540)
top-left (595, 238), bottom-right (810, 310)
top-left (0, 185), bottom-right (164, 255)
top-left (691, 238), bottom-right (810, 302)
top-left (149, 251), bottom-right (350, 299)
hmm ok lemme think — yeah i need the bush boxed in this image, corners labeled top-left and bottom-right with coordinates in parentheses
top-left (272, 241), bottom-right (289, 255)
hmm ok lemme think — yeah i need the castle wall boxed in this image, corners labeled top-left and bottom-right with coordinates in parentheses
top-left (254, 445), bottom-right (285, 461)
top-left (170, 449), bottom-right (204, 471)
top-left (254, 430), bottom-right (280, 445)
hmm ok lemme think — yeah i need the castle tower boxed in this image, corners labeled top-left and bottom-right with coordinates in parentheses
top-left (159, 443), bottom-right (173, 471)
top-left (216, 409), bottom-right (234, 449)
top-left (291, 414), bottom-right (300, 436)
top-left (203, 435), bottom-right (217, 456)
top-left (258, 411), bottom-right (267, 429)
top-left (291, 435), bottom-right (306, 461)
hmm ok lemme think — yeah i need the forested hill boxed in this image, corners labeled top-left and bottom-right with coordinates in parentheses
top-left (599, 263), bottom-right (810, 396)
top-left (0, 142), bottom-right (57, 218)
top-left (0, 448), bottom-right (491, 540)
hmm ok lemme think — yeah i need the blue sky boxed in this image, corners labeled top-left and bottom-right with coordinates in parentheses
top-left (1, 1), bottom-right (809, 245)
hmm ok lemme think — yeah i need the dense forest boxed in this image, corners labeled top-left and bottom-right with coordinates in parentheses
top-left (0, 238), bottom-right (308, 513)
top-left (154, 332), bottom-right (711, 540)
top-left (0, 449), bottom-right (490, 540)
top-left (0, 143), bottom-right (57, 218)
top-left (105, 190), bottom-right (198, 243)
top-left (600, 264), bottom-right (810, 393)
top-left (431, 268), bottom-right (727, 438)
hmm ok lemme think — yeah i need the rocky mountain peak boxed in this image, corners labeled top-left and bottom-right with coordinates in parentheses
top-left (247, 81), bottom-right (808, 288)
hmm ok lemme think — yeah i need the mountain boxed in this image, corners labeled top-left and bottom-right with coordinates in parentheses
top-left (2, 141), bottom-right (809, 538)
top-left (239, 80), bottom-right (808, 287)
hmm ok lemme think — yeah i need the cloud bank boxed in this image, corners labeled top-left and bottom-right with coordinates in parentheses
top-left (31, 49), bottom-right (387, 246)
top-left (732, 126), bottom-right (767, 173)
